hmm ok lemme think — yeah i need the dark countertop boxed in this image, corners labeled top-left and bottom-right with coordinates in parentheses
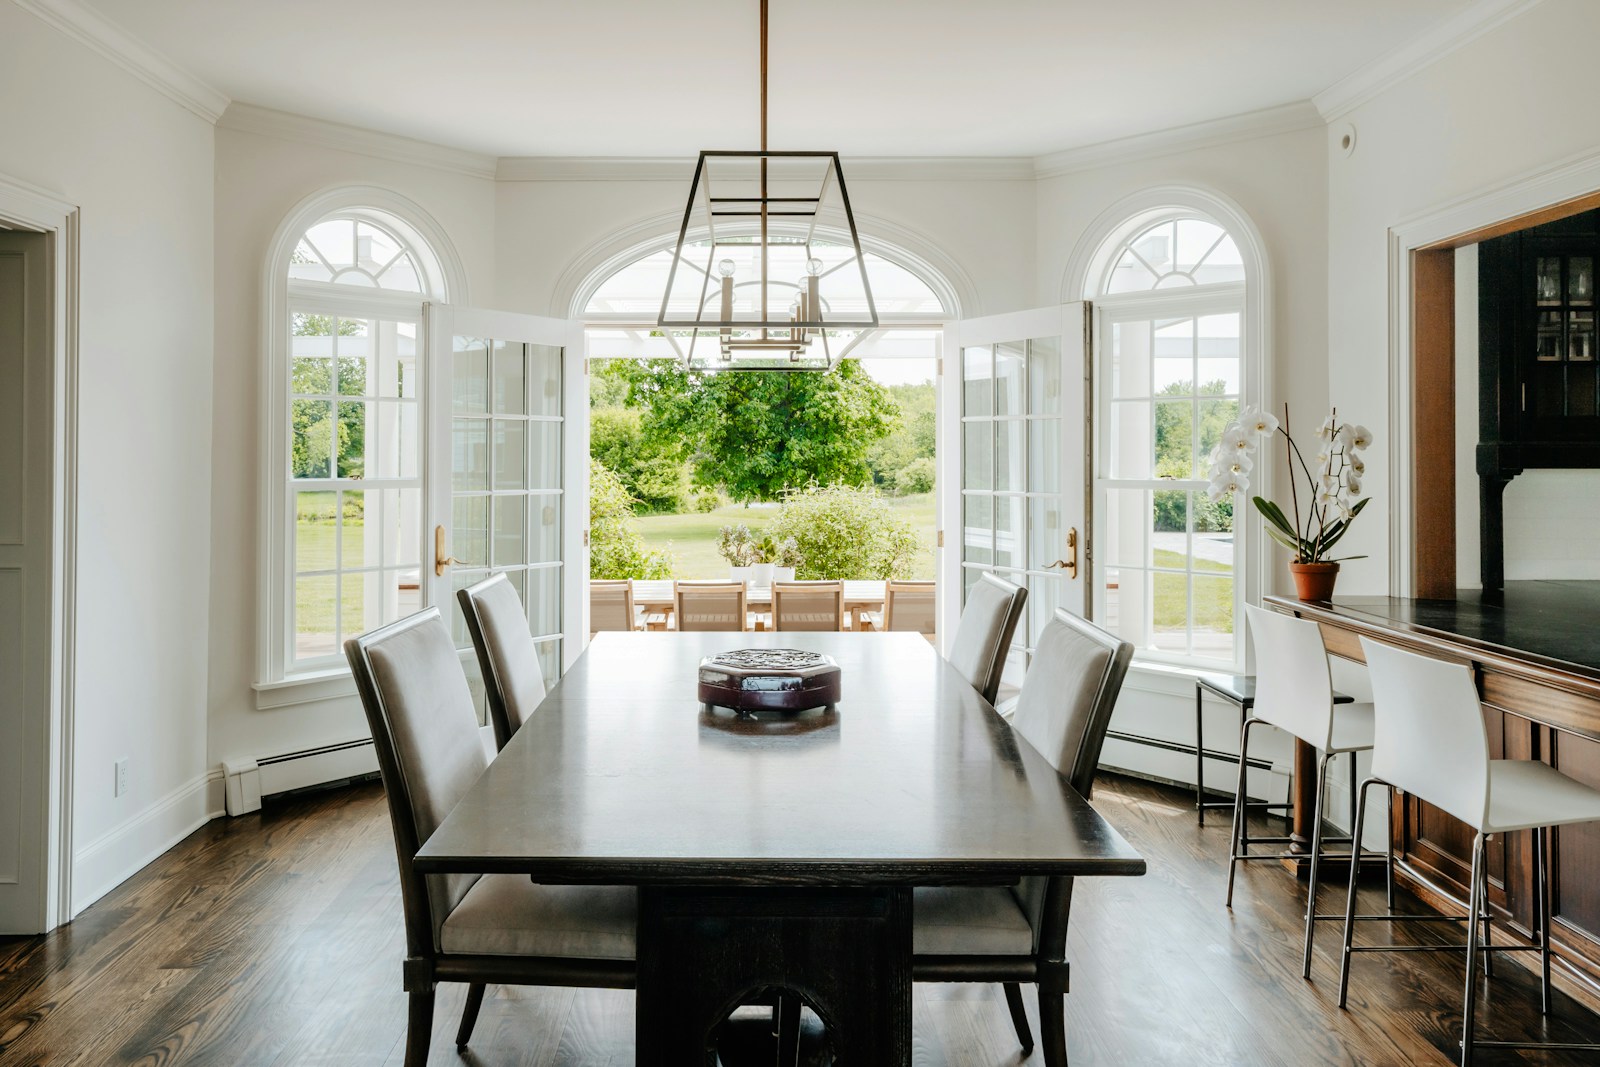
top-left (1268, 580), bottom-right (1600, 684)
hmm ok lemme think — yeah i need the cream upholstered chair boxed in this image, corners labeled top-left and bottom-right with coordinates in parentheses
top-left (883, 580), bottom-right (936, 636)
top-left (458, 573), bottom-right (546, 751)
top-left (912, 609), bottom-right (1133, 1067)
top-left (946, 572), bottom-right (1027, 705)
top-left (1230, 605), bottom-right (1381, 979)
top-left (345, 609), bottom-right (635, 1066)
top-left (589, 579), bottom-right (639, 635)
top-left (674, 580), bottom-right (748, 632)
top-left (1338, 639), bottom-right (1600, 1065)
top-left (772, 580), bottom-right (844, 632)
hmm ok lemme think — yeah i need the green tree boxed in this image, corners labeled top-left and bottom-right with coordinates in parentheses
top-left (763, 484), bottom-right (923, 580)
top-left (291, 313), bottom-right (368, 479)
top-left (865, 379), bottom-right (936, 493)
top-left (607, 358), bottom-right (900, 501)
top-left (589, 459), bottom-right (674, 579)
top-left (589, 406), bottom-right (693, 513)
top-left (1152, 379), bottom-right (1237, 532)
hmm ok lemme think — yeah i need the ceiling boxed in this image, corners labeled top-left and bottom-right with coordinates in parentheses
top-left (86, 0), bottom-right (1480, 158)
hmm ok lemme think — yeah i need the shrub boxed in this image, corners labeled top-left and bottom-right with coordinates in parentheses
top-left (589, 459), bottom-right (674, 579)
top-left (764, 484), bottom-right (922, 580)
top-left (590, 406), bottom-right (692, 513)
top-left (892, 456), bottom-right (936, 496)
top-left (691, 488), bottom-right (724, 513)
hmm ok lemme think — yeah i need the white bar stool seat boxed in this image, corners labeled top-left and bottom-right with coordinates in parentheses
top-left (1228, 606), bottom-right (1388, 981)
top-left (1337, 637), bottom-right (1600, 1065)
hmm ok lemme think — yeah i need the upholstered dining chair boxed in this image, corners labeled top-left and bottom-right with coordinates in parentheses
top-left (946, 572), bottom-right (1028, 705)
top-left (883, 580), bottom-right (936, 636)
top-left (912, 608), bottom-right (1133, 1067)
top-left (771, 580), bottom-right (845, 632)
top-left (588, 579), bottom-right (640, 636)
top-left (675, 580), bottom-right (748, 631)
top-left (458, 573), bottom-right (546, 751)
top-left (346, 608), bottom-right (635, 1067)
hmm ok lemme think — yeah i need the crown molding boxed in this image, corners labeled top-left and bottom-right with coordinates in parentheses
top-left (219, 103), bottom-right (498, 180)
top-left (13, 0), bottom-right (229, 122)
top-left (496, 155), bottom-right (1035, 183)
top-left (1033, 101), bottom-right (1322, 180)
top-left (1313, 0), bottom-right (1545, 122)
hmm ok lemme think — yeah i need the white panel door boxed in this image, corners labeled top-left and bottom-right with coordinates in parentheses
top-left (941, 304), bottom-right (1090, 694)
top-left (0, 230), bottom-right (50, 933)
top-left (425, 306), bottom-right (586, 712)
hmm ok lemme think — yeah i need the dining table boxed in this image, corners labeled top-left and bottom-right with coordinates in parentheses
top-left (414, 630), bottom-right (1146, 1064)
top-left (630, 578), bottom-right (887, 631)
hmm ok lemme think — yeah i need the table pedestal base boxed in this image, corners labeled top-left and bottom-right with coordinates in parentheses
top-left (636, 885), bottom-right (912, 1066)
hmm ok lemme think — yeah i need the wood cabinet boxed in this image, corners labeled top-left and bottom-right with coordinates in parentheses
top-left (1478, 211), bottom-right (1600, 590)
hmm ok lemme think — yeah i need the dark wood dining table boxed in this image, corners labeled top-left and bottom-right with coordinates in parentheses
top-left (414, 631), bottom-right (1146, 1064)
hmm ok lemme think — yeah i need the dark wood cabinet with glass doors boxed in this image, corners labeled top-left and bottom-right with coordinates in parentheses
top-left (1478, 210), bottom-right (1600, 590)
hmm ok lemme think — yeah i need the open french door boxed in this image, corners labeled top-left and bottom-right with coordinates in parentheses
top-left (425, 306), bottom-right (587, 710)
top-left (940, 304), bottom-right (1091, 697)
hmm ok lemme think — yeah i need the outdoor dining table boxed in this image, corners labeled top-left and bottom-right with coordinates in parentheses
top-left (413, 630), bottom-right (1146, 1064)
top-left (630, 578), bottom-right (887, 630)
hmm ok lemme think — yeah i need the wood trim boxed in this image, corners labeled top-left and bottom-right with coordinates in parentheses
top-left (1418, 188), bottom-right (1600, 252)
top-left (1412, 248), bottom-right (1456, 598)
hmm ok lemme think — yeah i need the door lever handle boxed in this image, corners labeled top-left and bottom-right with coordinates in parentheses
top-left (434, 525), bottom-right (463, 577)
top-left (1046, 527), bottom-right (1079, 579)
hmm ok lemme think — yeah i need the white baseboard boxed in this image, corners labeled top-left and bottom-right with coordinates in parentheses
top-left (72, 769), bottom-right (226, 916)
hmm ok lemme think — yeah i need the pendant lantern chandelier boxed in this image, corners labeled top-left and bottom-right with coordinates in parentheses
top-left (655, 0), bottom-right (878, 371)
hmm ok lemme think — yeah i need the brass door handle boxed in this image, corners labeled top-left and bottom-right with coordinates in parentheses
top-left (434, 525), bottom-right (463, 577)
top-left (1047, 527), bottom-right (1079, 579)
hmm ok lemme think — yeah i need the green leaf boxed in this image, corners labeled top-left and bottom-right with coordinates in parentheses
top-left (1252, 496), bottom-right (1298, 540)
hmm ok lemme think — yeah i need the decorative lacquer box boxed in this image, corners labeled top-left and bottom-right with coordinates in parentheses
top-left (696, 648), bottom-right (842, 713)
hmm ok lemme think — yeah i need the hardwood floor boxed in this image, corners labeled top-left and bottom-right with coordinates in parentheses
top-left (3, 773), bottom-right (1600, 1065)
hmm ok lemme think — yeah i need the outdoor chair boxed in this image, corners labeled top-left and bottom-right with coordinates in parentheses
top-left (772, 580), bottom-right (845, 632)
top-left (675, 580), bottom-right (749, 631)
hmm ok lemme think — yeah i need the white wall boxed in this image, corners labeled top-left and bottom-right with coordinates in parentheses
top-left (0, 4), bottom-right (217, 912)
top-left (1329, 0), bottom-right (1600, 594)
top-left (206, 122), bottom-right (497, 777)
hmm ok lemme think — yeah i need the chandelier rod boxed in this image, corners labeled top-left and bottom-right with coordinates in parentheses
top-left (759, 0), bottom-right (769, 337)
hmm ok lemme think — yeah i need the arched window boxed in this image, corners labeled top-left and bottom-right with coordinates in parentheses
top-left (264, 201), bottom-right (455, 681)
top-left (1091, 209), bottom-right (1258, 668)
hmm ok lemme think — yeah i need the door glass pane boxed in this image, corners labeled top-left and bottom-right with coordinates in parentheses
top-left (963, 422), bottom-right (992, 491)
top-left (994, 496), bottom-right (1024, 570)
top-left (996, 420), bottom-right (1024, 491)
top-left (531, 422), bottom-right (561, 490)
top-left (493, 339), bottom-right (527, 415)
top-left (963, 346), bottom-right (992, 416)
top-left (1028, 496), bottom-right (1062, 571)
top-left (452, 496), bottom-right (488, 567)
top-left (528, 567), bottom-right (561, 637)
top-left (1028, 574), bottom-right (1060, 646)
top-left (962, 493), bottom-right (993, 565)
top-left (531, 496), bottom-right (562, 563)
top-left (493, 419), bottom-right (527, 490)
top-left (494, 496), bottom-right (527, 567)
top-left (1028, 419), bottom-right (1059, 494)
top-left (530, 344), bottom-right (563, 417)
top-left (453, 338), bottom-right (489, 412)
top-left (453, 419), bottom-right (488, 491)
top-left (1028, 336), bottom-right (1060, 415)
top-left (534, 638), bottom-right (562, 684)
top-left (995, 341), bottom-right (1024, 416)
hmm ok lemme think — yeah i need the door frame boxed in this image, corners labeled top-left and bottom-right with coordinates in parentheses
top-left (0, 171), bottom-right (80, 932)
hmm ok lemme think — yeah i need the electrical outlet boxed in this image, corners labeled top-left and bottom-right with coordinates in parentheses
top-left (115, 758), bottom-right (129, 798)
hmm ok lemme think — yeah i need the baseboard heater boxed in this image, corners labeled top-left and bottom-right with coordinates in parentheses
top-left (1101, 728), bottom-right (1283, 801)
top-left (222, 738), bottom-right (378, 815)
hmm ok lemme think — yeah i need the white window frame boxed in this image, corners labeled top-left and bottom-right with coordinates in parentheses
top-left (255, 188), bottom-right (467, 696)
top-left (1081, 197), bottom-right (1269, 674)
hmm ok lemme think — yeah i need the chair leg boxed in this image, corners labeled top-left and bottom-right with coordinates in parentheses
top-left (1195, 684), bottom-right (1206, 826)
top-left (1338, 777), bottom-right (1378, 1008)
top-left (1386, 786), bottom-right (1397, 912)
top-left (1225, 718), bottom-right (1257, 907)
top-left (1460, 832), bottom-right (1486, 1067)
top-left (406, 988), bottom-right (436, 1067)
top-left (1301, 751), bottom-right (1332, 980)
top-left (1479, 862), bottom-right (1494, 980)
top-left (1002, 982), bottom-right (1035, 1054)
top-left (1037, 985), bottom-right (1068, 1067)
top-left (455, 982), bottom-right (486, 1048)
top-left (775, 993), bottom-right (802, 1067)
top-left (1537, 825), bottom-right (1553, 1015)
top-left (1348, 751), bottom-right (1359, 843)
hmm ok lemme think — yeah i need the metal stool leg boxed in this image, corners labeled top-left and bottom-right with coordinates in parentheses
top-left (1348, 751), bottom-right (1359, 843)
top-left (1538, 825), bottom-right (1553, 1016)
top-left (1225, 717), bottom-right (1257, 908)
top-left (1302, 751), bottom-right (1333, 979)
top-left (1386, 786), bottom-right (1397, 911)
top-left (1196, 682), bottom-right (1206, 825)
top-left (1480, 859), bottom-right (1494, 980)
top-left (1460, 832), bottom-right (1486, 1066)
top-left (1337, 776), bottom-right (1380, 1008)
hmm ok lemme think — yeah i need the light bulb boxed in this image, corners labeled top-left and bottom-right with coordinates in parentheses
top-left (805, 257), bottom-right (824, 276)
top-left (717, 259), bottom-right (736, 278)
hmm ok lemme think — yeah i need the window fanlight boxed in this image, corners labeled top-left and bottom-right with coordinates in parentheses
top-left (655, 0), bottom-right (878, 371)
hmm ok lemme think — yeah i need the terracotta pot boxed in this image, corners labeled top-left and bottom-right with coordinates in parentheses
top-left (1288, 561), bottom-right (1340, 602)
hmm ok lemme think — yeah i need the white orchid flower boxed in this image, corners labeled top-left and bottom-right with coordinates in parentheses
top-left (1348, 424), bottom-right (1373, 450)
top-left (1315, 415), bottom-right (1337, 441)
top-left (1223, 452), bottom-right (1254, 477)
top-left (1345, 471), bottom-right (1363, 496)
top-left (1348, 452), bottom-right (1365, 474)
top-left (1337, 500), bottom-right (1354, 522)
top-left (1242, 406), bottom-right (1280, 439)
top-left (1316, 449), bottom-right (1333, 474)
top-left (1221, 426), bottom-right (1254, 455)
top-left (1315, 483), bottom-right (1340, 507)
top-left (1208, 476), bottom-right (1244, 501)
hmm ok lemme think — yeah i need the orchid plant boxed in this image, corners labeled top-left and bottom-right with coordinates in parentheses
top-left (1206, 405), bottom-right (1372, 564)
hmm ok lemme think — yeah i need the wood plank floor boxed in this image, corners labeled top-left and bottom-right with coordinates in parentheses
top-left (4, 773), bottom-right (1600, 1065)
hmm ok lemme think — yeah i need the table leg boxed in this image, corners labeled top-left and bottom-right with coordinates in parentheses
top-left (635, 885), bottom-right (912, 1066)
top-left (1284, 737), bottom-right (1318, 877)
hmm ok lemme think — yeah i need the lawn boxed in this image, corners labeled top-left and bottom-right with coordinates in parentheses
top-left (1151, 547), bottom-right (1233, 633)
top-left (634, 492), bottom-right (938, 579)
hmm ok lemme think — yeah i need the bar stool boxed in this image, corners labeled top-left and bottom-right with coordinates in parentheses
top-left (1228, 606), bottom-right (1388, 979)
top-left (1194, 673), bottom-right (1356, 826)
top-left (1339, 639), bottom-right (1600, 1065)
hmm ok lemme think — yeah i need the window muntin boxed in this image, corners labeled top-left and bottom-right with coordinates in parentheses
top-left (1096, 214), bottom-right (1247, 667)
top-left (290, 218), bottom-right (425, 291)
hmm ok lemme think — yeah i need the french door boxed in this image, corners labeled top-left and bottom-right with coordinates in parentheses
top-left (425, 306), bottom-right (586, 709)
top-left (941, 304), bottom-right (1090, 695)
